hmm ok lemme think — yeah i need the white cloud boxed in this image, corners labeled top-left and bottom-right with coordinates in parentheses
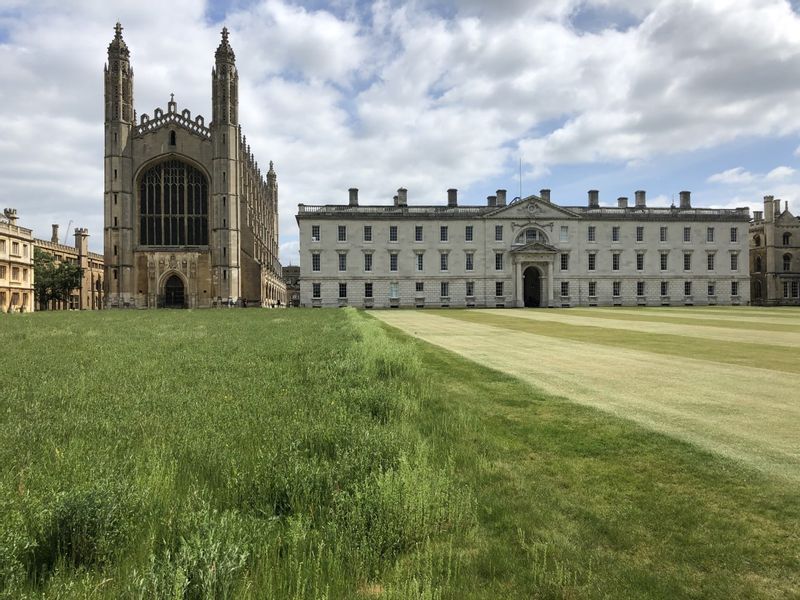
top-left (708, 167), bottom-right (756, 185)
top-left (2, 0), bottom-right (800, 265)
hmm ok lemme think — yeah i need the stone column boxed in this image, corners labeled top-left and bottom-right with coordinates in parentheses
top-left (547, 262), bottom-right (554, 307)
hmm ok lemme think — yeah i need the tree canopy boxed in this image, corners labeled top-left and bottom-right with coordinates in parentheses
top-left (33, 247), bottom-right (82, 309)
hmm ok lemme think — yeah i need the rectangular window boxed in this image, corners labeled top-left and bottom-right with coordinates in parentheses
top-left (466, 281), bottom-right (474, 296)
top-left (708, 282), bottom-right (716, 296)
top-left (312, 283), bottom-right (321, 298)
top-left (465, 252), bottom-right (474, 271)
top-left (415, 225), bottom-right (423, 242)
top-left (588, 281), bottom-right (597, 297)
top-left (683, 253), bottom-right (691, 271)
top-left (683, 227), bottom-right (691, 242)
top-left (707, 227), bottom-right (715, 243)
top-left (612, 226), bottom-right (620, 242)
top-left (415, 281), bottom-right (424, 293)
top-left (364, 253), bottom-right (372, 272)
top-left (560, 226), bottom-right (569, 242)
top-left (440, 253), bottom-right (449, 271)
top-left (365, 282), bottom-right (373, 298)
top-left (588, 226), bottom-right (596, 242)
top-left (22, 268), bottom-right (28, 282)
top-left (495, 253), bottom-right (503, 271)
top-left (637, 281), bottom-right (645, 296)
top-left (465, 225), bottom-right (473, 242)
top-left (731, 281), bottom-right (739, 296)
top-left (389, 282), bottom-right (399, 299)
top-left (636, 226), bottom-right (644, 242)
top-left (560, 281), bottom-right (569, 297)
top-left (416, 253), bottom-right (424, 271)
top-left (587, 253), bottom-right (596, 271)
top-left (11, 242), bottom-right (19, 255)
top-left (684, 281), bottom-right (692, 296)
top-left (495, 281), bottom-right (504, 296)
top-left (441, 281), bottom-right (449, 297)
top-left (612, 281), bottom-right (621, 297)
top-left (363, 225), bottom-right (372, 242)
top-left (560, 253), bottom-right (569, 271)
top-left (338, 283), bottom-right (347, 298)
top-left (612, 253), bottom-right (620, 271)
top-left (707, 253), bottom-right (715, 271)
top-left (730, 227), bottom-right (738, 243)
top-left (0, 266), bottom-right (5, 278)
top-left (390, 253), bottom-right (398, 272)
top-left (784, 281), bottom-right (790, 298)
top-left (660, 226), bottom-right (668, 242)
top-left (311, 253), bottom-right (320, 272)
top-left (389, 225), bottom-right (398, 242)
top-left (495, 225), bottom-right (503, 241)
top-left (338, 253), bottom-right (347, 272)
top-left (636, 252), bottom-right (644, 271)
top-left (440, 226), bottom-right (448, 242)
top-left (0, 240), bottom-right (5, 253)
top-left (792, 281), bottom-right (799, 297)
top-left (311, 225), bottom-right (320, 241)
top-left (338, 225), bottom-right (346, 242)
top-left (660, 253), bottom-right (668, 271)
top-left (661, 281), bottom-right (669, 296)
top-left (11, 267), bottom-right (19, 281)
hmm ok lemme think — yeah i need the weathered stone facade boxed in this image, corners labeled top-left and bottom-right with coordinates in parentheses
top-left (297, 188), bottom-right (751, 308)
top-left (750, 196), bottom-right (800, 305)
top-left (103, 23), bottom-right (285, 308)
top-left (34, 224), bottom-right (104, 310)
top-left (0, 209), bottom-right (34, 313)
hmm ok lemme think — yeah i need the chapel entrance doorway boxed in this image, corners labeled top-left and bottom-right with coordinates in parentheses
top-left (523, 267), bottom-right (541, 308)
top-left (164, 275), bottom-right (185, 308)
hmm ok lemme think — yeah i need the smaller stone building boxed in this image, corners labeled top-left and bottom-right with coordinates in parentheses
top-left (282, 265), bottom-right (300, 306)
top-left (0, 208), bottom-right (35, 313)
top-left (750, 195), bottom-right (800, 305)
top-left (34, 224), bottom-right (104, 310)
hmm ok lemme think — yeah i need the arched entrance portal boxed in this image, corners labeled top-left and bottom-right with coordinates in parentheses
top-left (523, 267), bottom-right (541, 308)
top-left (164, 275), bottom-right (185, 308)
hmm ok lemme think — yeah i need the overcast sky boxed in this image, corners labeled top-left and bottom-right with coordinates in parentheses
top-left (2, 0), bottom-right (800, 264)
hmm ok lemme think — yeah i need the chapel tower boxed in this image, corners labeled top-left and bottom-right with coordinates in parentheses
top-left (104, 22), bottom-right (135, 306)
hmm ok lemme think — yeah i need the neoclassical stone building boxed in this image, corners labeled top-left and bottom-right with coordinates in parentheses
top-left (0, 209), bottom-right (34, 313)
top-left (104, 23), bottom-right (285, 308)
top-left (296, 188), bottom-right (750, 308)
top-left (750, 195), bottom-right (800, 305)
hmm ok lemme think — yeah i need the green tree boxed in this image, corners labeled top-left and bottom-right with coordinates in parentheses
top-left (33, 247), bottom-right (82, 309)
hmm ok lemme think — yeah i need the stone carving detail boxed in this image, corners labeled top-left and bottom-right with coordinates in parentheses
top-left (169, 254), bottom-right (177, 269)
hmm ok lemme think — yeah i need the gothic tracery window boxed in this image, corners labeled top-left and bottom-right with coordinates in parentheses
top-left (139, 160), bottom-right (208, 246)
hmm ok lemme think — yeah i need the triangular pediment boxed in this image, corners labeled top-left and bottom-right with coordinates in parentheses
top-left (510, 241), bottom-right (558, 254)
top-left (776, 209), bottom-right (796, 223)
top-left (488, 195), bottom-right (580, 220)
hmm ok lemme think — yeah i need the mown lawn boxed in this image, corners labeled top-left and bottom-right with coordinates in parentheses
top-left (1, 308), bottom-right (798, 599)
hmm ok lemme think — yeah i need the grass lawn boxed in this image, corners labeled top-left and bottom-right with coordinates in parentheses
top-left (1, 308), bottom-right (798, 598)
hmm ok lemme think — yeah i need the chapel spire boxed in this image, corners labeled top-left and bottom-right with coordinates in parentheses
top-left (105, 21), bottom-right (134, 123)
top-left (215, 26), bottom-right (236, 64)
top-left (212, 25), bottom-right (238, 126)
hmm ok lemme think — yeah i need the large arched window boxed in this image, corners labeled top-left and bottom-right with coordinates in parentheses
top-left (514, 227), bottom-right (549, 245)
top-left (784, 253), bottom-right (792, 271)
top-left (139, 159), bottom-right (208, 246)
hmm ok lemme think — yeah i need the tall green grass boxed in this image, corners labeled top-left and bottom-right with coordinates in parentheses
top-left (0, 309), bottom-right (474, 598)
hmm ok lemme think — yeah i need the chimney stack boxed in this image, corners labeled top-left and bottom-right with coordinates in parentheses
top-left (487, 195), bottom-right (497, 207)
top-left (635, 190), bottom-right (646, 208)
top-left (679, 191), bottom-right (691, 209)
top-left (447, 188), bottom-right (458, 207)
top-left (764, 195), bottom-right (775, 222)
top-left (496, 189), bottom-right (507, 207)
top-left (753, 210), bottom-right (763, 222)
top-left (74, 228), bottom-right (89, 255)
top-left (51, 224), bottom-right (60, 243)
top-left (617, 197), bottom-right (628, 208)
top-left (397, 188), bottom-right (407, 206)
top-left (348, 188), bottom-right (358, 206)
top-left (540, 189), bottom-right (551, 202)
top-left (588, 190), bottom-right (599, 208)
top-left (2, 208), bottom-right (18, 225)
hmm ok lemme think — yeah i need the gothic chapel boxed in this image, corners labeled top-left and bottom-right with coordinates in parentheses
top-left (104, 23), bottom-right (286, 308)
